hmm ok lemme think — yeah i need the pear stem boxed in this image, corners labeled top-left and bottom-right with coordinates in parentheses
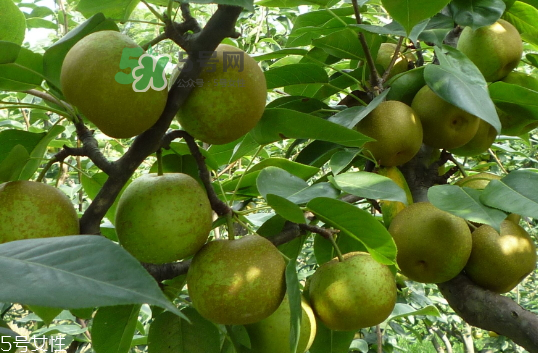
top-left (327, 233), bottom-right (345, 262)
top-left (156, 149), bottom-right (164, 176)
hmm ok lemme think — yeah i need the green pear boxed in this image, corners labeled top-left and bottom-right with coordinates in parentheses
top-left (457, 19), bottom-right (523, 82)
top-left (308, 252), bottom-right (397, 331)
top-left (115, 173), bottom-right (213, 264)
top-left (176, 44), bottom-right (267, 145)
top-left (0, 181), bottom-right (79, 243)
top-left (388, 202), bottom-right (472, 283)
top-left (244, 294), bottom-right (316, 353)
top-left (412, 85), bottom-right (480, 149)
top-left (61, 31), bottom-right (168, 138)
top-left (375, 43), bottom-right (409, 79)
top-left (449, 119), bottom-right (497, 156)
top-left (187, 235), bottom-right (286, 325)
top-left (497, 72), bottom-right (538, 136)
top-left (354, 100), bottom-right (423, 167)
top-left (454, 172), bottom-right (501, 190)
top-left (465, 220), bottom-right (537, 293)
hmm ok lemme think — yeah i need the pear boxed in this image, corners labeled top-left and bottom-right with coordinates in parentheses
top-left (308, 252), bottom-right (397, 331)
top-left (375, 43), bottom-right (409, 80)
top-left (457, 19), bottom-right (523, 82)
top-left (465, 220), bottom-right (537, 293)
top-left (388, 202), bottom-right (472, 283)
top-left (454, 172), bottom-right (501, 190)
top-left (411, 85), bottom-right (480, 150)
top-left (449, 119), bottom-right (497, 156)
top-left (354, 100), bottom-right (423, 166)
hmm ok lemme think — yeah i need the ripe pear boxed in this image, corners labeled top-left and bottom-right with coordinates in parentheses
top-left (457, 19), bottom-right (523, 82)
top-left (454, 172), bottom-right (501, 190)
top-left (0, 181), bottom-right (79, 243)
top-left (187, 235), bottom-right (286, 325)
top-left (61, 31), bottom-right (168, 138)
top-left (354, 100), bottom-right (423, 166)
top-left (308, 252), bottom-right (397, 331)
top-left (115, 173), bottom-right (213, 264)
top-left (244, 294), bottom-right (316, 353)
top-left (411, 85), bottom-right (480, 150)
top-left (465, 220), bottom-right (537, 293)
top-left (388, 202), bottom-right (472, 283)
top-left (177, 44), bottom-right (267, 145)
top-left (497, 72), bottom-right (538, 136)
top-left (449, 119), bottom-right (497, 156)
top-left (376, 43), bottom-right (409, 80)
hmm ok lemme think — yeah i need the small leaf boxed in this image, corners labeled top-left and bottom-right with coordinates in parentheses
top-left (481, 169), bottom-right (538, 218)
top-left (449, 0), bottom-right (505, 30)
top-left (312, 29), bottom-right (366, 60)
top-left (19, 125), bottom-right (66, 180)
top-left (267, 194), bottom-right (306, 224)
top-left (428, 185), bottom-right (506, 231)
top-left (307, 197), bottom-right (397, 265)
top-left (247, 157), bottom-right (319, 180)
top-left (26, 306), bottom-right (62, 326)
top-left (92, 305), bottom-right (141, 353)
top-left (333, 172), bottom-right (408, 204)
top-left (329, 149), bottom-right (360, 175)
top-left (0, 47), bottom-right (43, 91)
top-left (287, 183), bottom-right (340, 205)
top-left (265, 63), bottom-right (328, 89)
top-left (381, 0), bottom-right (451, 35)
top-left (257, 167), bottom-right (309, 199)
top-left (0, 236), bottom-right (182, 316)
top-left (328, 89), bottom-right (390, 128)
top-left (386, 303), bottom-right (441, 322)
top-left (0, 144), bottom-right (29, 182)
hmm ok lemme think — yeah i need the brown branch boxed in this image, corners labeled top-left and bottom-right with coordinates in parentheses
top-left (381, 36), bottom-right (404, 82)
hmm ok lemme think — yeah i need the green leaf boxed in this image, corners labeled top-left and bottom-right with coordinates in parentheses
top-left (92, 305), bottom-right (141, 353)
top-left (76, 0), bottom-right (141, 22)
top-left (504, 1), bottom-right (538, 47)
top-left (489, 81), bottom-right (538, 126)
top-left (333, 172), bottom-right (408, 204)
top-left (0, 41), bottom-right (21, 64)
top-left (265, 63), bottom-right (328, 89)
top-left (0, 129), bottom-right (45, 166)
top-left (247, 157), bottom-right (319, 180)
top-left (285, 259), bottom-right (302, 353)
top-left (309, 318), bottom-right (355, 353)
top-left (312, 29), bottom-right (366, 60)
top-left (381, 0), bottom-right (451, 35)
top-left (147, 308), bottom-right (220, 353)
top-left (287, 183), bottom-right (340, 204)
top-left (26, 306), bottom-right (63, 326)
top-left (258, 0), bottom-right (330, 7)
top-left (427, 185), bottom-right (506, 231)
top-left (449, 0), bottom-right (505, 29)
top-left (0, 47), bottom-right (43, 91)
top-left (0, 0), bottom-right (26, 45)
top-left (0, 145), bottom-right (29, 182)
top-left (386, 66), bottom-right (426, 105)
top-left (81, 172), bottom-right (131, 225)
top-left (0, 236), bottom-right (182, 316)
top-left (267, 194), bottom-right (306, 224)
top-left (329, 149), bottom-right (360, 175)
top-left (307, 197), bottom-right (397, 265)
top-left (43, 13), bottom-right (119, 90)
top-left (328, 89), bottom-right (390, 128)
top-left (26, 18), bottom-right (57, 30)
top-left (181, 0), bottom-right (254, 11)
top-left (481, 169), bottom-right (538, 218)
top-left (257, 166), bottom-right (309, 199)
top-left (19, 125), bottom-right (66, 180)
top-left (424, 46), bottom-right (501, 133)
top-left (250, 108), bottom-right (372, 147)
top-left (386, 303), bottom-right (441, 322)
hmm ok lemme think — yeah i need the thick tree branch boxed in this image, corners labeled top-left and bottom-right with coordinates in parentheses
top-left (79, 5), bottom-right (243, 234)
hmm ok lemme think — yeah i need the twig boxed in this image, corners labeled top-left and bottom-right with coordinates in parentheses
top-left (381, 36), bottom-right (404, 82)
top-left (488, 148), bottom-right (508, 174)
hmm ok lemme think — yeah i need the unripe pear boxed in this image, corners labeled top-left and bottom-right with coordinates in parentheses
top-left (0, 181), bottom-right (79, 243)
top-left (61, 31), bottom-right (168, 138)
top-left (449, 119), bottom-right (497, 156)
top-left (376, 43), bottom-right (409, 79)
top-left (115, 173), bottom-right (213, 264)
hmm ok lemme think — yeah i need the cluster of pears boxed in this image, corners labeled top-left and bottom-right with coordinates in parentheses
top-left (388, 172), bottom-right (536, 293)
top-left (61, 31), bottom-right (267, 143)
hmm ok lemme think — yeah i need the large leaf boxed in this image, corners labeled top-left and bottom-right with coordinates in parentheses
top-left (504, 1), bottom-right (538, 47)
top-left (0, 0), bottom-right (26, 45)
top-left (43, 13), bottom-right (119, 90)
top-left (381, 0), bottom-right (451, 35)
top-left (265, 63), bottom-right (328, 89)
top-left (257, 166), bottom-right (309, 199)
top-left (328, 89), bottom-right (390, 128)
top-left (386, 303), bottom-right (441, 323)
top-left (247, 157), bottom-right (319, 180)
top-left (0, 236), bottom-right (181, 316)
top-left (481, 169), bottom-right (538, 218)
top-left (0, 47), bottom-right (43, 91)
top-left (0, 41), bottom-right (21, 64)
top-left (489, 81), bottom-right (538, 126)
top-left (76, 0), bottom-right (141, 22)
top-left (306, 197), bottom-right (397, 265)
top-left (312, 29), bottom-right (366, 60)
top-left (333, 172), bottom-right (408, 204)
top-left (424, 46), bottom-right (501, 133)
top-left (92, 305), bottom-right (141, 353)
top-left (147, 308), bottom-right (220, 353)
top-left (449, 0), bottom-right (505, 29)
top-left (267, 194), bottom-right (306, 224)
top-left (250, 108), bottom-right (371, 147)
top-left (428, 185), bottom-right (507, 231)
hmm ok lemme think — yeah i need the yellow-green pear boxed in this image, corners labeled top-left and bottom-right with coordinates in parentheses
top-left (465, 220), bottom-right (537, 293)
top-left (449, 119), bottom-right (497, 156)
top-left (177, 44), bottom-right (267, 145)
top-left (115, 173), bottom-right (213, 264)
top-left (454, 172), bottom-right (501, 190)
top-left (244, 294), bottom-right (316, 353)
top-left (187, 235), bottom-right (286, 325)
top-left (412, 85), bottom-right (480, 149)
top-left (61, 31), bottom-right (168, 138)
top-left (308, 252), bottom-right (397, 331)
top-left (376, 43), bottom-right (409, 79)
top-left (388, 202), bottom-right (472, 283)
top-left (354, 100), bottom-right (423, 166)
top-left (457, 19), bottom-right (523, 82)
top-left (502, 71), bottom-right (538, 91)
top-left (0, 181), bottom-right (79, 243)
top-left (497, 72), bottom-right (538, 136)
